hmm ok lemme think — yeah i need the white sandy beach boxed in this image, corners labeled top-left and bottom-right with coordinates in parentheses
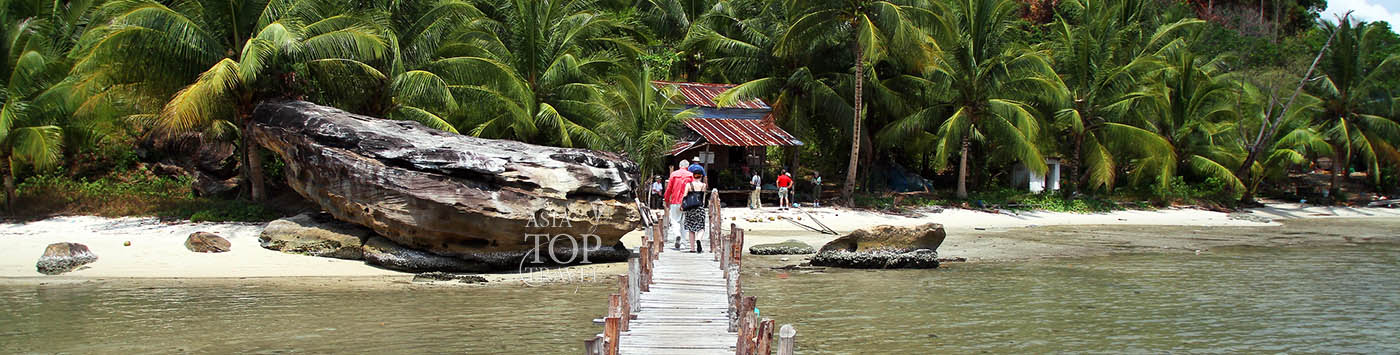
top-left (3, 202), bottom-right (1399, 281)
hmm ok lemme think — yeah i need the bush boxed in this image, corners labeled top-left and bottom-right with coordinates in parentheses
top-left (7, 167), bottom-right (282, 222)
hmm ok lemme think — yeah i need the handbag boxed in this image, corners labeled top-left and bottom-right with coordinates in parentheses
top-left (681, 191), bottom-right (705, 211)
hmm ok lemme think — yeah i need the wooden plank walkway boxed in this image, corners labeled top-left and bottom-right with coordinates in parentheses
top-left (619, 251), bottom-right (734, 354)
top-left (587, 190), bottom-right (796, 355)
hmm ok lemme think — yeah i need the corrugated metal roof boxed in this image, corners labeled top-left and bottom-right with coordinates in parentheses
top-left (652, 80), bottom-right (770, 109)
top-left (668, 141), bottom-right (705, 156)
top-left (684, 118), bottom-right (803, 147)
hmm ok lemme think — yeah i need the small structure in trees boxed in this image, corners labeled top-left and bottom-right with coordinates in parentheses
top-left (1011, 158), bottom-right (1063, 193)
top-left (652, 81), bottom-right (803, 188)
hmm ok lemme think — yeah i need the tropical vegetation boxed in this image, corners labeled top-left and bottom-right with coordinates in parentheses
top-left (3, 0), bottom-right (1399, 218)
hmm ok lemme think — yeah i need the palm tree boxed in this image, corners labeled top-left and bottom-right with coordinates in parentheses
top-left (70, 0), bottom-right (392, 201)
top-left (880, 0), bottom-right (1061, 199)
top-left (1139, 48), bottom-right (1244, 193)
top-left (440, 0), bottom-right (638, 148)
top-left (773, 0), bottom-right (934, 205)
top-left (1232, 79), bottom-right (1332, 200)
top-left (1049, 0), bottom-right (1198, 192)
top-left (598, 66), bottom-right (694, 191)
top-left (304, 0), bottom-right (493, 133)
top-left (1312, 19), bottom-right (1400, 191)
top-left (701, 0), bottom-right (854, 178)
top-left (1, 0), bottom-right (101, 211)
top-left (633, 0), bottom-right (715, 78)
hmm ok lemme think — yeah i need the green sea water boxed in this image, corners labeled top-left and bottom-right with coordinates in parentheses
top-left (2, 231), bottom-right (1397, 353)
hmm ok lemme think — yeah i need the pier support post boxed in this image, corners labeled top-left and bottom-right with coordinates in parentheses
top-left (777, 324), bottom-right (796, 355)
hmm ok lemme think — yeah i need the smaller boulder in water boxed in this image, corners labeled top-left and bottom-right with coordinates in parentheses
top-left (260, 213), bottom-right (372, 259)
top-left (185, 232), bottom-right (232, 253)
top-left (36, 242), bottom-right (98, 275)
top-left (749, 240), bottom-right (816, 255)
top-left (810, 223), bottom-right (946, 269)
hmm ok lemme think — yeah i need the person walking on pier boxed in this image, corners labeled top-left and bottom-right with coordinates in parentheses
top-left (682, 165), bottom-right (708, 252)
top-left (665, 160), bottom-right (693, 247)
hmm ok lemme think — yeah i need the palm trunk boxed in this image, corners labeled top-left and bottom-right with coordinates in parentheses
top-left (3, 158), bottom-right (14, 213)
top-left (842, 47), bottom-right (864, 206)
top-left (1329, 150), bottom-right (1341, 197)
top-left (956, 137), bottom-right (970, 199)
top-left (1071, 133), bottom-right (1083, 194)
top-left (242, 118), bottom-right (266, 201)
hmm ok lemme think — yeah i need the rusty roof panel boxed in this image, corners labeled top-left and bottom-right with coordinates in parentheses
top-left (683, 118), bottom-right (802, 147)
top-left (668, 141), bottom-right (705, 156)
top-left (652, 80), bottom-right (770, 109)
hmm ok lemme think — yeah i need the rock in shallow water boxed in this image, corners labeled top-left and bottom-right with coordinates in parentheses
top-left (185, 232), bottom-right (232, 253)
top-left (260, 213), bottom-right (372, 259)
top-left (810, 223), bottom-right (946, 269)
top-left (36, 242), bottom-right (98, 275)
top-left (248, 100), bottom-right (640, 271)
top-left (363, 236), bottom-right (493, 273)
top-left (749, 239), bottom-right (816, 255)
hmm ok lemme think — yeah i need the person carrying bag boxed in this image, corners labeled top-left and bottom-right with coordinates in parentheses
top-left (681, 165), bottom-right (708, 252)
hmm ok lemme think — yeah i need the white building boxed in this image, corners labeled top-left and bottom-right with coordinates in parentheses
top-left (1011, 158), bottom-right (1062, 193)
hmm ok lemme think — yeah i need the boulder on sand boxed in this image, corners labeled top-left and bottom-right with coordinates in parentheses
top-left (36, 242), bottom-right (98, 275)
top-left (810, 223), bottom-right (946, 269)
top-left (185, 232), bottom-right (232, 253)
top-left (248, 100), bottom-right (639, 270)
top-left (260, 213), bottom-right (373, 259)
top-left (749, 240), bottom-right (816, 255)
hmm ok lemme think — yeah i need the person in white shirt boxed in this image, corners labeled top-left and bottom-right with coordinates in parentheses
top-left (749, 172), bottom-right (762, 209)
top-left (649, 176), bottom-right (664, 209)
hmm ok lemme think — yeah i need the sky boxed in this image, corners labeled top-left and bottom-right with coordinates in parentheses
top-left (1323, 0), bottom-right (1400, 26)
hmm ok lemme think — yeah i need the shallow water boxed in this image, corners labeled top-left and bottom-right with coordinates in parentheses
top-left (3, 233), bottom-right (1399, 353)
top-left (745, 244), bottom-right (1400, 353)
top-left (0, 282), bottom-right (611, 353)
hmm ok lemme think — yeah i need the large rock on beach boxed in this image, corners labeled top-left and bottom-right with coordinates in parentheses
top-left (749, 239), bottom-right (816, 255)
top-left (248, 100), bottom-right (640, 271)
top-left (185, 232), bottom-right (232, 253)
top-left (260, 213), bottom-right (373, 259)
top-left (36, 242), bottom-right (99, 275)
top-left (810, 223), bottom-right (946, 269)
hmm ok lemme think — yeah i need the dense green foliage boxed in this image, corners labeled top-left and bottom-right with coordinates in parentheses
top-left (3, 0), bottom-right (1399, 216)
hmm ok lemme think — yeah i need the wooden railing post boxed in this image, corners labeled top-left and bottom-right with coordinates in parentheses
top-left (617, 275), bottom-right (631, 332)
top-left (638, 245), bottom-right (651, 291)
top-left (726, 265), bottom-right (740, 332)
top-left (729, 228), bottom-right (744, 273)
top-left (777, 324), bottom-right (796, 355)
top-left (735, 296), bottom-right (758, 355)
top-left (756, 318), bottom-right (775, 355)
top-left (603, 316), bottom-right (620, 355)
top-left (584, 334), bottom-right (605, 355)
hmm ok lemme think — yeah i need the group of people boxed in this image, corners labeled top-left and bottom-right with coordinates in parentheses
top-left (644, 160), bottom-right (826, 251)
top-left (647, 160), bottom-right (709, 252)
top-left (749, 170), bottom-right (820, 210)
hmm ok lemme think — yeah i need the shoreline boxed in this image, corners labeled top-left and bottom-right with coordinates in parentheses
top-left (3, 203), bottom-right (1398, 286)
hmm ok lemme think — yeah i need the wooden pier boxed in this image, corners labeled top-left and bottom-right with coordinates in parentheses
top-left (587, 190), bottom-right (797, 355)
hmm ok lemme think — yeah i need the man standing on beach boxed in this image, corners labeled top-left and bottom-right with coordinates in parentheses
top-left (777, 170), bottom-right (793, 210)
top-left (649, 176), bottom-right (664, 209)
top-left (750, 172), bottom-right (762, 209)
top-left (665, 160), bottom-right (693, 247)
top-left (811, 171), bottom-right (821, 207)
